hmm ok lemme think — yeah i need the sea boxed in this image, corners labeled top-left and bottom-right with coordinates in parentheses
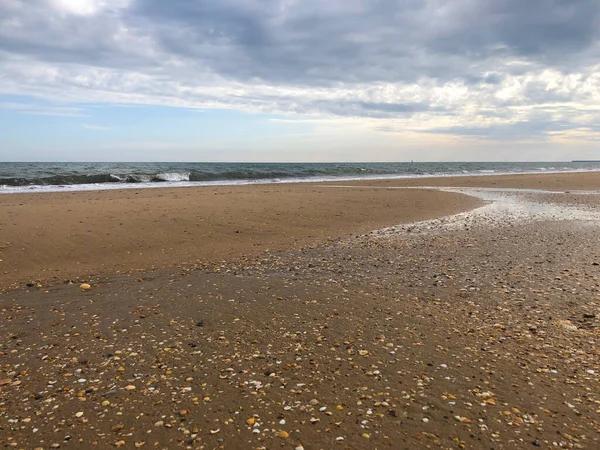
top-left (1, 161), bottom-right (599, 194)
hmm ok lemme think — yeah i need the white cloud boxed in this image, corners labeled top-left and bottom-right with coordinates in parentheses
top-left (82, 123), bottom-right (110, 130)
top-left (1, 0), bottom-right (600, 148)
top-left (0, 101), bottom-right (88, 116)
top-left (48, 0), bottom-right (130, 16)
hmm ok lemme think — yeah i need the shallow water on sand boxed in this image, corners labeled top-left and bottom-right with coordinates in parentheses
top-left (371, 187), bottom-right (600, 236)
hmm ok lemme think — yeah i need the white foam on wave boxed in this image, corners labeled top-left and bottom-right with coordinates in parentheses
top-left (156, 172), bottom-right (190, 182)
top-left (3, 168), bottom-right (600, 195)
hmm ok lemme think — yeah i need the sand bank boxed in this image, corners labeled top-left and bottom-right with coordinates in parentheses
top-left (3, 171), bottom-right (600, 288)
top-left (0, 184), bottom-right (480, 288)
top-left (338, 169), bottom-right (600, 190)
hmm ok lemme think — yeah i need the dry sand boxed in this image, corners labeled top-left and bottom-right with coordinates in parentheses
top-left (0, 172), bottom-right (599, 450)
top-left (0, 184), bottom-right (480, 289)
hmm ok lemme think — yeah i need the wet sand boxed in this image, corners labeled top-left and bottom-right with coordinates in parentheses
top-left (0, 172), bottom-right (599, 449)
top-left (342, 170), bottom-right (600, 190)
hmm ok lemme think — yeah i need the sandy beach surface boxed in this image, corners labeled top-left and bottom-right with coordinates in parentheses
top-left (344, 170), bottom-right (600, 190)
top-left (0, 184), bottom-right (481, 289)
top-left (1, 172), bottom-right (599, 449)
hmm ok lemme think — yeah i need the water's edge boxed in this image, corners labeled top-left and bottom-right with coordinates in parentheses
top-left (1, 162), bottom-right (600, 194)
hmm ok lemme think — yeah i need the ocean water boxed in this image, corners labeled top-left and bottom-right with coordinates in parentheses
top-left (1, 161), bottom-right (599, 194)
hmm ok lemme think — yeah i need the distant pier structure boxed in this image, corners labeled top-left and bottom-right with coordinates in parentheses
top-left (573, 160), bottom-right (600, 162)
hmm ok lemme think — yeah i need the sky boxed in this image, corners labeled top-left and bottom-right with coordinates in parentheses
top-left (1, 0), bottom-right (600, 162)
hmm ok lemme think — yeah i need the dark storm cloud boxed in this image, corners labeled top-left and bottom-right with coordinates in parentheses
top-left (3, 0), bottom-right (600, 83)
top-left (426, 1), bottom-right (600, 61)
top-left (127, 0), bottom-right (600, 85)
top-left (0, 1), bottom-right (155, 69)
top-left (1, 0), bottom-right (600, 139)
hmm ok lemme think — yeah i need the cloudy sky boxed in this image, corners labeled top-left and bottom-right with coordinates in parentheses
top-left (1, 0), bottom-right (600, 161)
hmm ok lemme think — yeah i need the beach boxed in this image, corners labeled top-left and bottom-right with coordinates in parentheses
top-left (1, 172), bottom-right (599, 449)
top-left (3, 171), bottom-right (600, 289)
top-left (0, 184), bottom-right (481, 289)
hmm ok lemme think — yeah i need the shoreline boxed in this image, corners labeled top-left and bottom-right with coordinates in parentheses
top-left (2, 167), bottom-right (600, 195)
top-left (332, 170), bottom-right (600, 190)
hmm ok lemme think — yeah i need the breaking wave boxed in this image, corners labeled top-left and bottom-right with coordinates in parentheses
top-left (2, 161), bottom-right (600, 193)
